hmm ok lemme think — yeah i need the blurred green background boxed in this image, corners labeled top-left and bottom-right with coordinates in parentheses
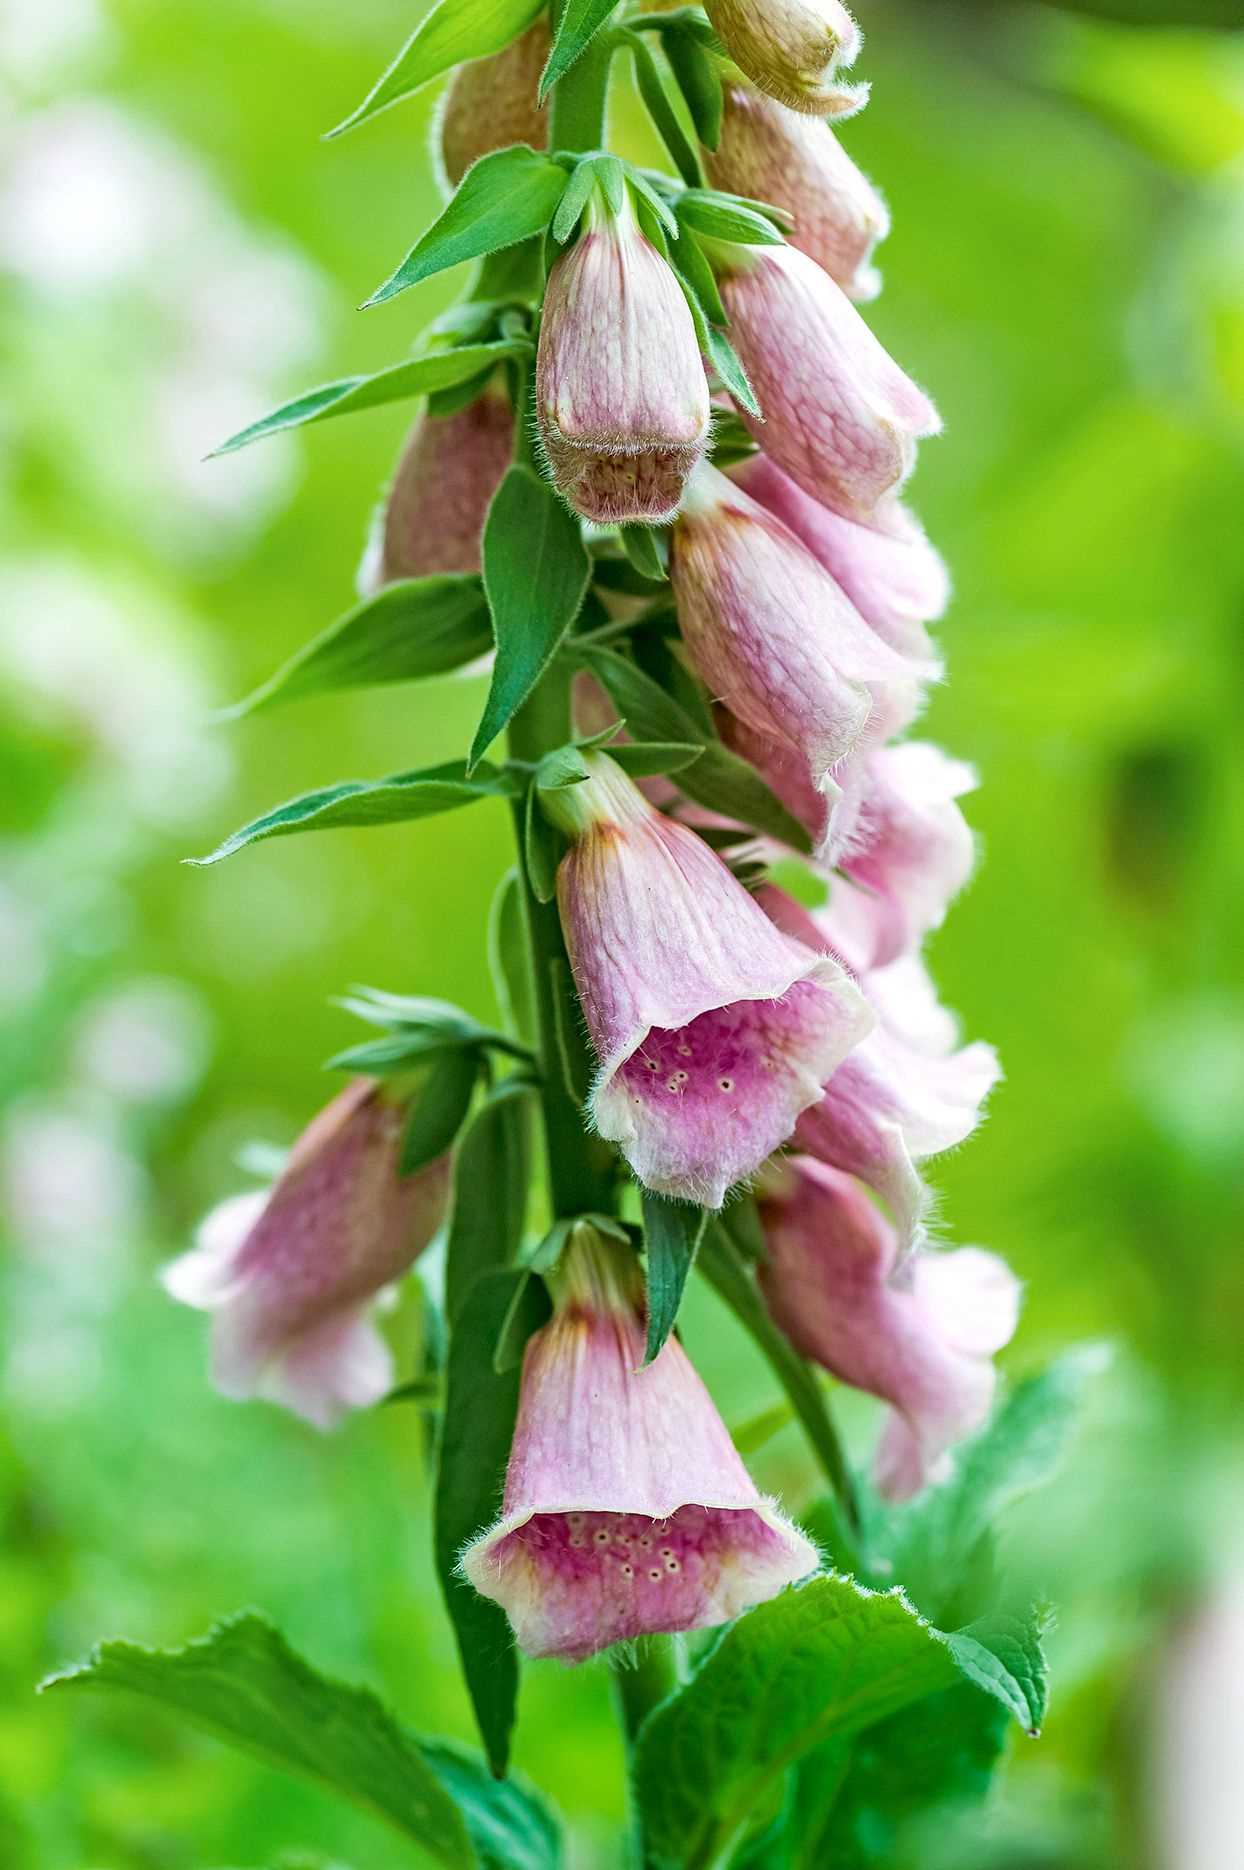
top-left (2, 0), bottom-right (1243, 1864)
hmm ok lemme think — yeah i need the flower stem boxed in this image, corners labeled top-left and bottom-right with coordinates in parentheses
top-left (611, 1635), bottom-right (681, 1867)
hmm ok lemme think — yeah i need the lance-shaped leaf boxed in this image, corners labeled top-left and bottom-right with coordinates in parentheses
top-left (633, 1574), bottom-right (1045, 1867)
top-left (628, 36), bottom-right (702, 187)
top-left (365, 149), bottom-right (569, 307)
top-left (641, 1190), bottom-right (708, 1364)
top-left (328, 0), bottom-right (546, 137)
top-left (209, 343), bottom-right (530, 456)
top-left (540, 0), bottom-right (620, 100)
top-left (572, 644), bottom-right (811, 850)
top-left (190, 761), bottom-right (518, 866)
top-left (224, 577), bottom-right (494, 718)
top-left (444, 1079), bottom-right (534, 1325)
top-left (436, 1269), bottom-right (549, 1777)
top-left (470, 466), bottom-right (591, 769)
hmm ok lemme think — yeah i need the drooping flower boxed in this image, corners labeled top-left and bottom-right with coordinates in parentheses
top-left (670, 461), bottom-right (928, 863)
top-left (544, 752), bottom-right (873, 1207)
top-left (536, 190), bottom-right (711, 524)
top-left (461, 1224), bottom-right (819, 1658)
top-left (756, 1157), bottom-right (1021, 1498)
top-left (162, 1080), bottom-right (449, 1428)
top-left (732, 453), bottom-right (950, 663)
top-left (716, 241), bottom-right (940, 522)
top-left (705, 82), bottom-right (888, 299)
top-left (357, 381), bottom-right (513, 594)
top-left (436, 18), bottom-right (550, 190)
top-left (704, 0), bottom-right (862, 116)
top-left (758, 883), bottom-right (1000, 1245)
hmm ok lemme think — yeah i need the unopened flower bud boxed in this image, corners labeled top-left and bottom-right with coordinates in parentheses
top-left (536, 193), bottom-right (711, 524)
top-left (717, 241), bottom-right (940, 522)
top-left (162, 1080), bottom-right (449, 1428)
top-left (436, 18), bottom-right (551, 191)
top-left (705, 0), bottom-right (861, 116)
top-left (545, 752), bottom-right (872, 1207)
top-left (733, 454), bottom-right (949, 662)
top-left (671, 462), bottom-right (928, 862)
top-left (461, 1225), bottom-right (818, 1658)
top-left (757, 1158), bottom-right (1021, 1498)
top-left (706, 83), bottom-right (887, 298)
top-left (357, 382), bottom-right (513, 595)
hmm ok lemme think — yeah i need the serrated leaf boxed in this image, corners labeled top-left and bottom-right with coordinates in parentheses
top-left (436, 1270), bottom-right (547, 1776)
top-left (418, 1737), bottom-right (563, 1870)
top-left (328, 0), bottom-right (546, 137)
top-left (225, 577), bottom-right (493, 718)
top-left (41, 1614), bottom-right (472, 1864)
top-left (444, 1080), bottom-right (533, 1325)
top-left (629, 37), bottom-right (702, 187)
top-left (401, 1049), bottom-right (481, 1174)
top-left (945, 1611), bottom-right (1048, 1736)
top-left (210, 345), bottom-right (528, 456)
top-left (540, 0), bottom-right (619, 101)
top-left (190, 762), bottom-right (517, 866)
top-left (471, 467), bottom-right (592, 767)
top-left (366, 149), bottom-right (569, 307)
top-left (641, 1191), bottom-right (707, 1364)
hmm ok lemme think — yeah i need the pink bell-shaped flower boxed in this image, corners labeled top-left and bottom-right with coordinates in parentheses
top-left (757, 1158), bottom-right (1021, 1498)
top-left (545, 752), bottom-right (872, 1207)
top-left (461, 1224), bottom-right (819, 1658)
top-left (536, 190), bottom-right (711, 524)
top-left (162, 1080), bottom-right (449, 1428)
top-left (717, 241), bottom-right (940, 523)
top-left (671, 461), bottom-right (928, 863)
top-left (436, 19), bottom-right (550, 190)
top-left (357, 381), bottom-right (513, 594)
top-left (758, 884), bottom-right (1000, 1246)
top-left (706, 82), bottom-right (887, 299)
top-left (704, 0), bottom-right (861, 116)
top-left (732, 453), bottom-right (950, 664)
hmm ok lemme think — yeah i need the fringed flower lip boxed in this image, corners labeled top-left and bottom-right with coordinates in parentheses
top-left (547, 754), bottom-right (875, 1207)
top-left (460, 1229), bottom-right (819, 1660)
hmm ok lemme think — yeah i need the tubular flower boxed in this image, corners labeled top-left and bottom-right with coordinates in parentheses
top-left (670, 462), bottom-right (927, 860)
top-left (705, 0), bottom-right (861, 116)
top-left (733, 453), bottom-right (950, 663)
top-left (758, 883), bottom-right (1000, 1245)
top-left (717, 241), bottom-right (940, 522)
top-left (705, 82), bottom-right (888, 299)
top-left (835, 740), bottom-right (978, 968)
top-left (545, 753), bottom-right (873, 1207)
top-left (536, 192), bottom-right (711, 524)
top-left (162, 1080), bottom-right (449, 1428)
top-left (357, 382), bottom-right (513, 594)
top-left (436, 18), bottom-right (550, 190)
top-left (461, 1225), bottom-right (819, 1659)
top-left (756, 1158), bottom-right (1021, 1499)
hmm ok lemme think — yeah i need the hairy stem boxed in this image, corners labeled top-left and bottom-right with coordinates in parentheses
top-left (612, 1635), bottom-right (682, 1867)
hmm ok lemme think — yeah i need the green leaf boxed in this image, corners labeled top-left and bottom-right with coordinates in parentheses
top-left (619, 522), bottom-right (669, 581)
top-left (641, 1191), bottom-right (707, 1364)
top-left (418, 1737), bottom-right (563, 1870)
top-left (210, 345), bottom-right (528, 456)
top-left (571, 645), bottom-right (810, 850)
top-left (539, 0), bottom-right (619, 101)
top-left (628, 38), bottom-right (702, 187)
top-left (224, 577), bottom-right (494, 717)
top-left (524, 778), bottom-right (563, 905)
top-left (328, 0), bottom-right (546, 137)
top-left (365, 149), bottom-right (569, 307)
top-left (676, 191), bottom-right (785, 247)
top-left (488, 868), bottom-right (535, 1045)
top-left (609, 741), bottom-right (703, 779)
top-left (661, 26), bottom-right (722, 149)
top-left (946, 1611), bottom-right (1048, 1736)
top-left (548, 956), bottom-right (592, 1106)
top-left (400, 1049), bottom-right (482, 1173)
top-left (670, 221), bottom-right (728, 327)
top-left (699, 1226), bottom-right (858, 1551)
top-left (706, 324), bottom-right (761, 418)
top-left (633, 1576), bottom-right (964, 1867)
top-left (471, 467), bottom-right (592, 767)
top-left (444, 1080), bottom-right (533, 1325)
top-left (190, 761), bottom-right (517, 866)
top-left (41, 1613), bottom-right (472, 1865)
top-left (436, 1270), bottom-right (547, 1776)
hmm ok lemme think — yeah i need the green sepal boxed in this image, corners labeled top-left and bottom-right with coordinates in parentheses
top-left (626, 35), bottom-right (702, 188)
top-left (399, 1048), bottom-right (483, 1174)
top-left (641, 1189), bottom-right (708, 1364)
top-left (620, 521), bottom-right (669, 581)
top-left (444, 1078), bottom-right (534, 1326)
